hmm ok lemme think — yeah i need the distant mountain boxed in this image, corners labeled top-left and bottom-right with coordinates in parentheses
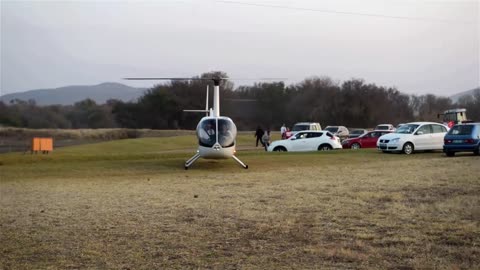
top-left (450, 87), bottom-right (479, 103)
top-left (0, 82), bottom-right (147, 105)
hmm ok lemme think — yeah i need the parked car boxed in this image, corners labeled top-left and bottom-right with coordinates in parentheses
top-left (377, 122), bottom-right (449, 154)
top-left (324, 126), bottom-right (349, 141)
top-left (292, 122), bottom-right (322, 133)
top-left (348, 129), bottom-right (368, 138)
top-left (375, 124), bottom-right (396, 131)
top-left (343, 130), bottom-right (393, 149)
top-left (443, 123), bottom-right (480, 156)
top-left (268, 131), bottom-right (341, 152)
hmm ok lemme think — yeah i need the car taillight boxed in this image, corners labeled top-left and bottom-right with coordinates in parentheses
top-left (444, 139), bottom-right (452, 144)
top-left (465, 139), bottom-right (474, 144)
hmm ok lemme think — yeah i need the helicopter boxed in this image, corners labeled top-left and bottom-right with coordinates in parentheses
top-left (124, 76), bottom-right (248, 170)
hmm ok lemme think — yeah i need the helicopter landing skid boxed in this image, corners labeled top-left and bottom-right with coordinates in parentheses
top-left (232, 155), bottom-right (249, 169)
top-left (185, 153), bottom-right (201, 170)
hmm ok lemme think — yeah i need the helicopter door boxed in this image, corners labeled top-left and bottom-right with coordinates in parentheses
top-left (218, 118), bottom-right (237, 148)
top-left (197, 119), bottom-right (217, 147)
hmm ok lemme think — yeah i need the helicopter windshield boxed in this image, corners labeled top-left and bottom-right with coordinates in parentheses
top-left (197, 118), bottom-right (237, 148)
top-left (218, 119), bottom-right (236, 148)
top-left (197, 119), bottom-right (217, 147)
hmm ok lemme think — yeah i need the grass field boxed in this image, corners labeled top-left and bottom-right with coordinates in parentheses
top-left (1, 134), bottom-right (479, 269)
top-left (0, 127), bottom-right (197, 153)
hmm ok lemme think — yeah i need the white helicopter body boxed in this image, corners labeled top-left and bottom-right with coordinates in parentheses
top-left (124, 77), bottom-right (248, 169)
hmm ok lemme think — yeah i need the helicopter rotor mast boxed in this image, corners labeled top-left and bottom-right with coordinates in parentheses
top-left (212, 78), bottom-right (221, 117)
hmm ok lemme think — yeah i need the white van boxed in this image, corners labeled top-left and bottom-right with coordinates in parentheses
top-left (292, 122), bottom-right (322, 132)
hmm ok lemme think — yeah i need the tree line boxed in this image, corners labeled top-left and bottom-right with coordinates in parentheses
top-left (1, 72), bottom-right (479, 130)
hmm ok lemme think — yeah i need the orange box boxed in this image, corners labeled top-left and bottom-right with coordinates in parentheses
top-left (32, 137), bottom-right (41, 151)
top-left (40, 138), bottom-right (53, 151)
top-left (32, 137), bottom-right (53, 152)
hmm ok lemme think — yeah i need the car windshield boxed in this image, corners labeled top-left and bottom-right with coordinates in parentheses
top-left (325, 127), bottom-right (338, 132)
top-left (448, 125), bottom-right (474, 135)
top-left (443, 113), bottom-right (461, 122)
top-left (395, 124), bottom-right (419, 134)
top-left (376, 125), bottom-right (389, 130)
top-left (292, 125), bottom-right (309, 131)
top-left (358, 132), bottom-right (372, 138)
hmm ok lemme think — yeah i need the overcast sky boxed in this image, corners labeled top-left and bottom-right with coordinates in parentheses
top-left (1, 0), bottom-right (479, 96)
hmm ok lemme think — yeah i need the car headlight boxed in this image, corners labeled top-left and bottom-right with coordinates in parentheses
top-left (390, 138), bottom-right (400, 143)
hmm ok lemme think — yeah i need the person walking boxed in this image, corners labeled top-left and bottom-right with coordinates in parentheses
top-left (255, 126), bottom-right (264, 147)
top-left (280, 123), bottom-right (287, 139)
top-left (262, 129), bottom-right (271, 151)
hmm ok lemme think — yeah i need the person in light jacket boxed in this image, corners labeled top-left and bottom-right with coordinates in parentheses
top-left (281, 124), bottom-right (287, 139)
top-left (261, 129), bottom-right (271, 151)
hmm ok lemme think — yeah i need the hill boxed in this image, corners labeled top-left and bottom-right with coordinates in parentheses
top-left (0, 82), bottom-right (146, 105)
top-left (450, 87), bottom-right (479, 103)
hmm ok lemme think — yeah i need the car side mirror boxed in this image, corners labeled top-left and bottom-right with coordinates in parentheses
top-left (416, 131), bottom-right (424, 135)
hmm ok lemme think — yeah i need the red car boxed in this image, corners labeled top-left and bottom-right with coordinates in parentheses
top-left (342, 130), bottom-right (393, 149)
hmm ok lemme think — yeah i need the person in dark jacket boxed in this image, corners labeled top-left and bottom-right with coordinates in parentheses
top-left (255, 126), bottom-right (264, 147)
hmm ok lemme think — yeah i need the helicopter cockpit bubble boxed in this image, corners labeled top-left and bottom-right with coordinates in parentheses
top-left (218, 118), bottom-right (237, 148)
top-left (197, 117), bottom-right (237, 148)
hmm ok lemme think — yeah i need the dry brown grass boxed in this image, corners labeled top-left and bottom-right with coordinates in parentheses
top-left (0, 127), bottom-right (196, 153)
top-left (1, 140), bottom-right (479, 269)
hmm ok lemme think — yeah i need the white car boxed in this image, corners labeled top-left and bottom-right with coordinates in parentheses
top-left (268, 131), bottom-right (342, 152)
top-left (377, 122), bottom-right (449, 154)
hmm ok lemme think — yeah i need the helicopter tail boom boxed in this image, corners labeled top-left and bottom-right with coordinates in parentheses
top-left (183, 85), bottom-right (212, 116)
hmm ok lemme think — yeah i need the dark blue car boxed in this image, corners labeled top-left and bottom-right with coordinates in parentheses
top-left (443, 123), bottom-right (480, 157)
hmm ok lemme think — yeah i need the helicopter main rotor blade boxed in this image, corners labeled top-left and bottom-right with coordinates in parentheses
top-left (123, 77), bottom-right (286, 81)
top-left (231, 78), bottom-right (287, 80)
top-left (123, 77), bottom-right (228, 81)
top-left (224, 98), bottom-right (258, 102)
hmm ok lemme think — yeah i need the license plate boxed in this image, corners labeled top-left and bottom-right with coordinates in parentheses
top-left (453, 140), bottom-right (463, 143)
top-left (379, 143), bottom-right (387, 147)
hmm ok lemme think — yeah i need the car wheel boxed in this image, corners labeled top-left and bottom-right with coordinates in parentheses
top-left (446, 151), bottom-right (455, 157)
top-left (402, 142), bottom-right (414, 155)
top-left (351, 143), bottom-right (360, 150)
top-left (273, 146), bottom-right (287, 152)
top-left (318, 144), bottom-right (332, 151)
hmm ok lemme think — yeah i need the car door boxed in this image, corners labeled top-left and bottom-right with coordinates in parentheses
top-left (362, 132), bottom-right (379, 148)
top-left (305, 132), bottom-right (323, 150)
top-left (431, 124), bottom-right (448, 149)
top-left (289, 132), bottom-right (309, 151)
top-left (413, 124), bottom-right (432, 150)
